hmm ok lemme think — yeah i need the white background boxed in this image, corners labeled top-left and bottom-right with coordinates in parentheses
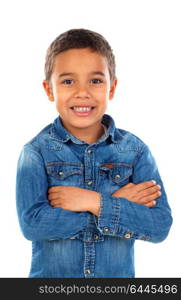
top-left (0, 0), bottom-right (180, 277)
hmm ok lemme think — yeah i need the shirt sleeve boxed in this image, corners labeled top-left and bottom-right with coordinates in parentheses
top-left (96, 144), bottom-right (173, 243)
top-left (16, 144), bottom-right (88, 241)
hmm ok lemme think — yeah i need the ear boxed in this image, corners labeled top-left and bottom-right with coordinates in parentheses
top-left (42, 80), bottom-right (54, 102)
top-left (109, 78), bottom-right (118, 100)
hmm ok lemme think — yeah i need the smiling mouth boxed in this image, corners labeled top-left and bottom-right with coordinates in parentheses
top-left (70, 106), bottom-right (95, 112)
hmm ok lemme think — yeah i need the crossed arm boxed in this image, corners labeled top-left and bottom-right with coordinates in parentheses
top-left (16, 144), bottom-right (172, 242)
top-left (48, 180), bottom-right (162, 216)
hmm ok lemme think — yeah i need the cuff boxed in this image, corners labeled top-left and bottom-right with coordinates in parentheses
top-left (96, 193), bottom-right (121, 235)
top-left (96, 194), bottom-right (151, 241)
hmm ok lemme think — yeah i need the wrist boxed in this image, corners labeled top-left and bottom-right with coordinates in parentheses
top-left (88, 191), bottom-right (101, 216)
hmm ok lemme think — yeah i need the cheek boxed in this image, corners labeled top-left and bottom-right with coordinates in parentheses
top-left (53, 90), bottom-right (69, 107)
top-left (93, 87), bottom-right (109, 100)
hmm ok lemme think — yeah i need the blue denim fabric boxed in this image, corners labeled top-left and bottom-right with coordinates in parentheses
top-left (16, 114), bottom-right (172, 278)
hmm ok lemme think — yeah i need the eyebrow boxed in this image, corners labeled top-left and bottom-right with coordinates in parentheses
top-left (58, 71), bottom-right (106, 78)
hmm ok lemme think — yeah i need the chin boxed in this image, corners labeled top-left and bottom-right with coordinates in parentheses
top-left (72, 123), bottom-right (93, 129)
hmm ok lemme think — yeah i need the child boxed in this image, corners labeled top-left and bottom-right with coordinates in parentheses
top-left (16, 28), bottom-right (172, 278)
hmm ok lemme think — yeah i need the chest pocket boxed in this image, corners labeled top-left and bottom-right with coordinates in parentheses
top-left (109, 164), bottom-right (132, 184)
top-left (46, 162), bottom-right (83, 187)
top-left (98, 163), bottom-right (132, 192)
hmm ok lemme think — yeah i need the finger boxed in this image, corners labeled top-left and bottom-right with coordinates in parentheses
top-left (144, 201), bottom-right (156, 208)
top-left (135, 180), bottom-right (157, 192)
top-left (140, 191), bottom-right (161, 204)
top-left (48, 186), bottom-right (61, 193)
top-left (50, 200), bottom-right (61, 207)
top-left (139, 184), bottom-right (161, 197)
top-left (48, 193), bottom-right (59, 201)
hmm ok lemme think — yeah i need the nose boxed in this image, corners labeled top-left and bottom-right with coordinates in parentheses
top-left (75, 84), bottom-right (90, 99)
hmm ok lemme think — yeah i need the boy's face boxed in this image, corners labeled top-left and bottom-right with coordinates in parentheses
top-left (43, 48), bottom-right (117, 136)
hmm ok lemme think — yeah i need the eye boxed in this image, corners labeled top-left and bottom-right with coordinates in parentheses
top-left (61, 79), bottom-right (74, 85)
top-left (91, 78), bottom-right (103, 84)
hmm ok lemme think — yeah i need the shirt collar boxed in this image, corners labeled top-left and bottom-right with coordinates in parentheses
top-left (50, 114), bottom-right (123, 144)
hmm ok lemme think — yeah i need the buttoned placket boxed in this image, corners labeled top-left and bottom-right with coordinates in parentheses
top-left (83, 146), bottom-right (97, 277)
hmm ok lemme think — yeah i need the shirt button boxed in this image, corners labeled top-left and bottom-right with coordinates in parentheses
top-left (85, 269), bottom-right (91, 275)
top-left (87, 181), bottom-right (93, 186)
top-left (124, 233), bottom-right (131, 239)
top-left (94, 234), bottom-right (99, 240)
top-left (58, 171), bottom-right (64, 176)
top-left (87, 149), bottom-right (92, 153)
top-left (103, 227), bottom-right (109, 233)
top-left (115, 174), bottom-right (121, 179)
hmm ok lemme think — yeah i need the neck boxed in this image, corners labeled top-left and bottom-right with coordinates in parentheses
top-left (79, 125), bottom-right (105, 144)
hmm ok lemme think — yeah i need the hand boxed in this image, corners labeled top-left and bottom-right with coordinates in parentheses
top-left (112, 180), bottom-right (161, 207)
top-left (48, 186), bottom-right (101, 216)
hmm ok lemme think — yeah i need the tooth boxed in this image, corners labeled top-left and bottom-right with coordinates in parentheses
top-left (73, 106), bottom-right (91, 112)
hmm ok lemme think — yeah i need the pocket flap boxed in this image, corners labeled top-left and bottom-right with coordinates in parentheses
top-left (46, 163), bottom-right (83, 180)
top-left (109, 164), bottom-right (132, 183)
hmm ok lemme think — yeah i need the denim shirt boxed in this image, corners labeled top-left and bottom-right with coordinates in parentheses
top-left (16, 114), bottom-right (172, 278)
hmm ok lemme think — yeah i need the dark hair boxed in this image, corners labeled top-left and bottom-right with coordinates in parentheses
top-left (44, 28), bottom-right (116, 83)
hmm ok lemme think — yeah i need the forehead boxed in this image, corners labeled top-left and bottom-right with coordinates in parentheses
top-left (53, 48), bottom-right (109, 73)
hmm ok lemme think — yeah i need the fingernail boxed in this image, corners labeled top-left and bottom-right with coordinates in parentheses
top-left (153, 201), bottom-right (156, 206)
top-left (152, 180), bottom-right (156, 184)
